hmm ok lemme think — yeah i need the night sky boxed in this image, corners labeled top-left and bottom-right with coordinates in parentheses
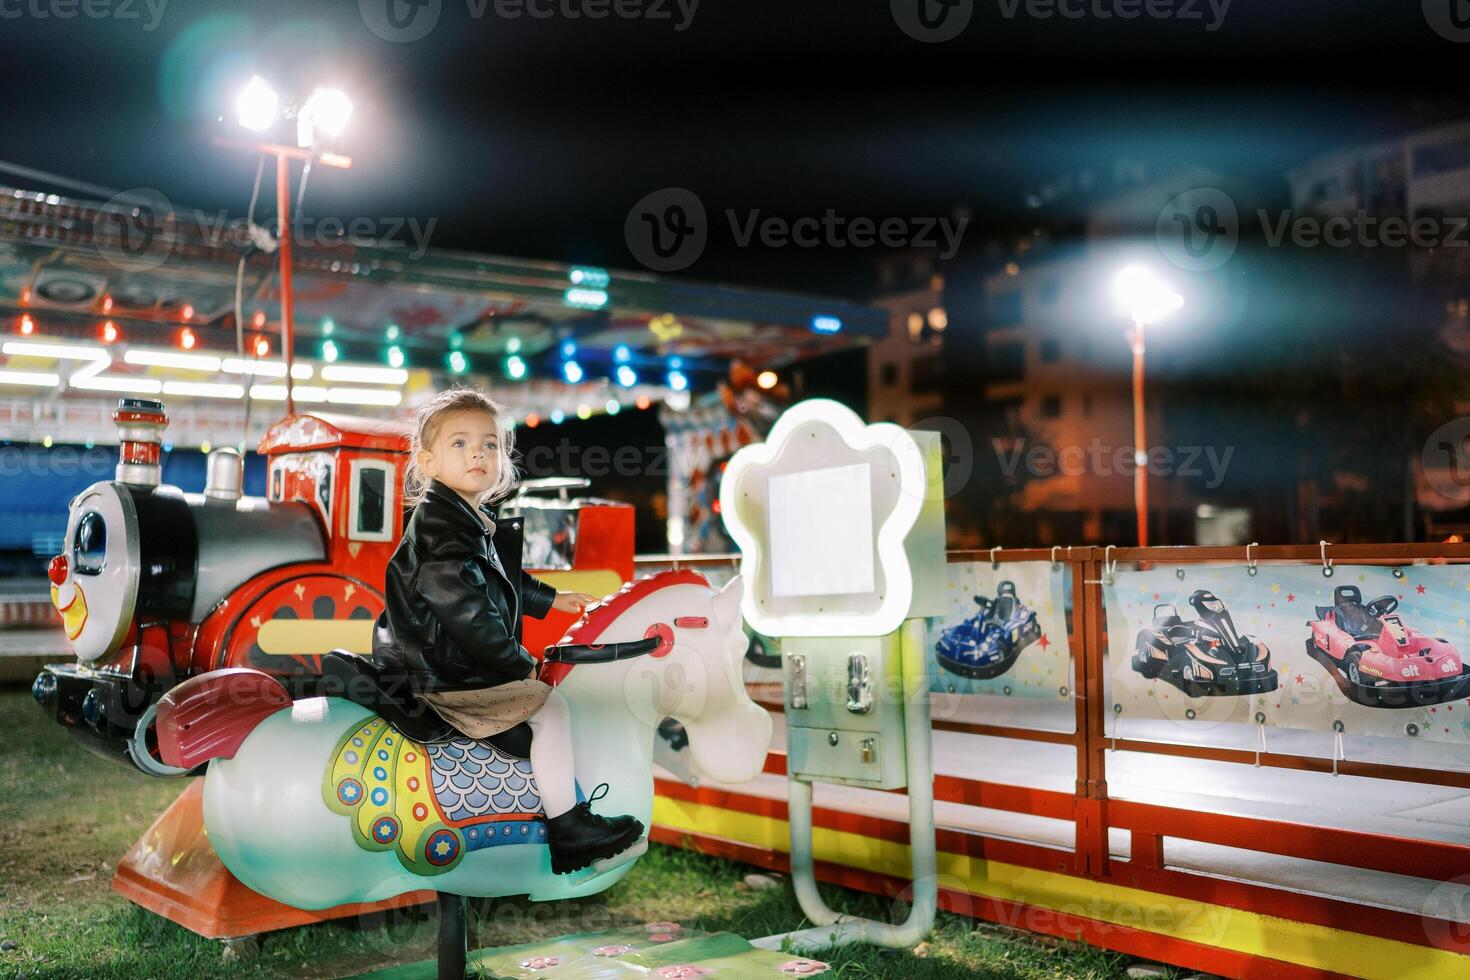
top-left (2, 1), bottom-right (1465, 297)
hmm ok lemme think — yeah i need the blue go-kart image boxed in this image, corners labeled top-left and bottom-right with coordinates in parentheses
top-left (935, 580), bottom-right (1043, 680)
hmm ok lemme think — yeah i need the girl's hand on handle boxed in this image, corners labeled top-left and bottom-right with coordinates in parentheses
top-left (552, 591), bottom-right (598, 616)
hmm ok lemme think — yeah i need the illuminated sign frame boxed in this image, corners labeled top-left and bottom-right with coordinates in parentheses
top-left (719, 398), bottom-right (929, 637)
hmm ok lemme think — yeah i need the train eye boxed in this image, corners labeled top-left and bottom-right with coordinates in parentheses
top-left (73, 512), bottom-right (106, 575)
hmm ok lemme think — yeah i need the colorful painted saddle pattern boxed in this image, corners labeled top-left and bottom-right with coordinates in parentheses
top-left (322, 717), bottom-right (581, 876)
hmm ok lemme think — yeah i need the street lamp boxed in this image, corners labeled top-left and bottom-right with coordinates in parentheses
top-left (219, 78), bottom-right (354, 416)
top-left (1112, 265), bottom-right (1183, 548)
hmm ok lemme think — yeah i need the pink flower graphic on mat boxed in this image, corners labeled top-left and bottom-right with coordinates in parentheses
top-left (520, 955), bottom-right (560, 969)
top-left (780, 959), bottom-right (830, 975)
top-left (593, 945), bottom-right (634, 956)
top-left (655, 966), bottom-right (709, 979)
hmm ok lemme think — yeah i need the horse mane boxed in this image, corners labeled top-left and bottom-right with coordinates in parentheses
top-left (539, 569), bottom-right (711, 687)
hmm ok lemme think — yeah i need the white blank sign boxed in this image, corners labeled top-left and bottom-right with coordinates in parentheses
top-left (767, 462), bottom-right (875, 598)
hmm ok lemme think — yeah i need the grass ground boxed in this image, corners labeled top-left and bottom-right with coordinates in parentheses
top-left (0, 688), bottom-right (1144, 980)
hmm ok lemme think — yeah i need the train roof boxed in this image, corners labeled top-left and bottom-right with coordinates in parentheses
top-left (258, 412), bottom-right (410, 455)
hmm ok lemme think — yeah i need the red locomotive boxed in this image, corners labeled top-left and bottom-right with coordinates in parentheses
top-left (32, 397), bottom-right (634, 777)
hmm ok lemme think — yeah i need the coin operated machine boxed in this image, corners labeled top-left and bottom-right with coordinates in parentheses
top-left (719, 398), bottom-right (946, 954)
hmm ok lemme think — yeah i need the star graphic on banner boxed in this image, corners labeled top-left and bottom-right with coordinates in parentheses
top-left (1286, 594), bottom-right (1295, 602)
top-left (1153, 592), bottom-right (1161, 601)
top-left (1038, 634), bottom-right (1051, 650)
top-left (1295, 675), bottom-right (1305, 685)
top-left (1270, 583), bottom-right (1281, 594)
top-left (1417, 585), bottom-right (1427, 594)
top-left (1460, 618), bottom-right (1467, 628)
top-left (293, 583), bottom-right (306, 600)
top-left (1359, 574), bottom-right (1367, 583)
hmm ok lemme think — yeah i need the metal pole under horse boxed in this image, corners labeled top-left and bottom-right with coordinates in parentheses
top-left (437, 892), bottom-right (468, 980)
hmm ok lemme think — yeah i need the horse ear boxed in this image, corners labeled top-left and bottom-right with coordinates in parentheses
top-left (714, 575), bottom-right (743, 628)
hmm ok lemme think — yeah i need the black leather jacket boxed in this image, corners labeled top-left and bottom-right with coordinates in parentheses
top-left (372, 479), bottom-right (557, 692)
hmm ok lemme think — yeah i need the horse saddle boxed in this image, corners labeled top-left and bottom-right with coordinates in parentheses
top-left (323, 713), bottom-right (589, 877)
top-left (319, 651), bottom-right (531, 758)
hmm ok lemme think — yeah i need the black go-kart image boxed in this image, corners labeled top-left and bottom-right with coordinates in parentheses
top-left (1131, 589), bottom-right (1279, 697)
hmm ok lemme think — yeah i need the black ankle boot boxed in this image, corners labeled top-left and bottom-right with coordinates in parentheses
top-left (544, 783), bottom-right (644, 875)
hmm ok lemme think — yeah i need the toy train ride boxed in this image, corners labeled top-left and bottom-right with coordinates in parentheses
top-left (30, 397), bottom-right (635, 777)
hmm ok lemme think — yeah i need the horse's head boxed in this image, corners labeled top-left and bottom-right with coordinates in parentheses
top-left (548, 571), bottom-right (772, 784)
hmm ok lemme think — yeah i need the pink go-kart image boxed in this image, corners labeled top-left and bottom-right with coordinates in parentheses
top-left (1306, 585), bottom-right (1470, 707)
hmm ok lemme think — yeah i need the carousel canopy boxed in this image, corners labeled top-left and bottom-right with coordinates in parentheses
top-left (0, 184), bottom-right (885, 400)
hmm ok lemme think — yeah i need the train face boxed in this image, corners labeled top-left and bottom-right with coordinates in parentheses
top-left (32, 399), bottom-right (376, 775)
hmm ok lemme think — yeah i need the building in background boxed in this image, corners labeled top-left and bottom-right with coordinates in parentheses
top-left (867, 254), bottom-right (946, 429)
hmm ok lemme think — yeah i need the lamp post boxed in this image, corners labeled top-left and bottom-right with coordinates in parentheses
top-left (218, 78), bottom-right (354, 416)
top-left (1112, 265), bottom-right (1183, 547)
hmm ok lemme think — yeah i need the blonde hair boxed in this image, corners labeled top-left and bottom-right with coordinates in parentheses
top-left (404, 385), bottom-right (518, 506)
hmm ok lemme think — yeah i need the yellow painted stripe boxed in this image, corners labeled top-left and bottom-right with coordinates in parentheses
top-left (532, 570), bottom-right (626, 601)
top-left (652, 797), bottom-right (1470, 980)
top-left (257, 619), bottom-right (374, 655)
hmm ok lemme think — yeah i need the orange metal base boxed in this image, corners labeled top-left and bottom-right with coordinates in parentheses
top-left (113, 778), bottom-right (433, 939)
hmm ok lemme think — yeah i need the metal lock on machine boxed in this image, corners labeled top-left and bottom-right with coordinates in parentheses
top-left (782, 632), bottom-right (908, 789)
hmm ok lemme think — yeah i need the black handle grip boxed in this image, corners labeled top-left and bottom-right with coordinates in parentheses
top-left (542, 635), bottom-right (661, 665)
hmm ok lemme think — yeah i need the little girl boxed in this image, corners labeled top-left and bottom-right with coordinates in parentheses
top-left (372, 385), bottom-right (644, 874)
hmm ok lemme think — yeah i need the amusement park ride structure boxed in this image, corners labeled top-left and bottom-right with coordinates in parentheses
top-left (32, 394), bottom-right (952, 977)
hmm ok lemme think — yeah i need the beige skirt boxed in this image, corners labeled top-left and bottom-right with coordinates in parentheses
top-left (420, 679), bottom-right (552, 739)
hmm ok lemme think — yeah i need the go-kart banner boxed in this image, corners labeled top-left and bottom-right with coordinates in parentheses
top-left (923, 560), bottom-right (1072, 700)
top-left (1105, 564), bottom-right (1470, 745)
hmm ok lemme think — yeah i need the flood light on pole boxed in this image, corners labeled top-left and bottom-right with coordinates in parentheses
top-left (1113, 265), bottom-right (1183, 327)
top-left (299, 87), bottom-right (354, 147)
top-left (236, 76), bottom-right (280, 134)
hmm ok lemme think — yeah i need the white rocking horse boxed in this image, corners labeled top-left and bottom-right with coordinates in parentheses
top-left (154, 571), bottom-right (770, 977)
